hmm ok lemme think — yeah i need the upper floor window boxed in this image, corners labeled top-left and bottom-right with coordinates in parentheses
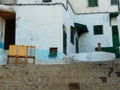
top-left (111, 0), bottom-right (118, 5)
top-left (93, 25), bottom-right (103, 35)
top-left (88, 0), bottom-right (98, 7)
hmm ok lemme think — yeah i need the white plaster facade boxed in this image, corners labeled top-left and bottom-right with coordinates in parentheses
top-left (0, 0), bottom-right (119, 63)
top-left (15, 5), bottom-right (64, 60)
top-left (69, 0), bottom-right (118, 13)
top-left (76, 13), bottom-right (113, 52)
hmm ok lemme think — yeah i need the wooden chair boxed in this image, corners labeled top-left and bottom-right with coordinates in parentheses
top-left (17, 45), bottom-right (28, 64)
top-left (27, 46), bottom-right (36, 64)
top-left (7, 45), bottom-right (18, 64)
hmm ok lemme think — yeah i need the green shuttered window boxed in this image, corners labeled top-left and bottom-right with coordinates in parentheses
top-left (94, 25), bottom-right (103, 35)
top-left (63, 30), bottom-right (67, 55)
top-left (88, 0), bottom-right (98, 7)
top-left (70, 26), bottom-right (75, 45)
top-left (111, 0), bottom-right (118, 5)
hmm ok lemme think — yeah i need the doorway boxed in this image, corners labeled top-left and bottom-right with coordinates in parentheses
top-left (112, 25), bottom-right (119, 47)
top-left (4, 20), bottom-right (15, 49)
top-left (0, 11), bottom-right (15, 50)
top-left (112, 25), bottom-right (120, 58)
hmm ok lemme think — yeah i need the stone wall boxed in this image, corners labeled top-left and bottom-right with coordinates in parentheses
top-left (0, 60), bottom-right (120, 90)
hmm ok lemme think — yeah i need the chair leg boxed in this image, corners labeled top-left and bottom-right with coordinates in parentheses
top-left (24, 57), bottom-right (27, 64)
top-left (33, 58), bottom-right (35, 64)
top-left (15, 57), bottom-right (18, 64)
top-left (7, 56), bottom-right (9, 64)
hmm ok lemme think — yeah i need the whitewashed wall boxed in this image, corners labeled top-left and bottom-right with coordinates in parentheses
top-left (69, 0), bottom-right (118, 13)
top-left (75, 13), bottom-right (113, 52)
top-left (15, 5), bottom-right (63, 60)
top-left (61, 4), bottom-right (77, 55)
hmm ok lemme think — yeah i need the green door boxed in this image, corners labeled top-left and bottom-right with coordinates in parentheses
top-left (112, 26), bottom-right (119, 47)
top-left (112, 26), bottom-right (120, 58)
top-left (76, 38), bottom-right (79, 53)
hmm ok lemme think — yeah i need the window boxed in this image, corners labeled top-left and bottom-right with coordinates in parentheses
top-left (70, 26), bottom-right (75, 45)
top-left (88, 0), bottom-right (98, 7)
top-left (43, 0), bottom-right (52, 2)
top-left (49, 47), bottom-right (57, 57)
top-left (111, 0), bottom-right (118, 5)
top-left (94, 25), bottom-right (103, 35)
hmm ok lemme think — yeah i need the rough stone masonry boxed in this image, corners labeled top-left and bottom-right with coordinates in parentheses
top-left (0, 60), bottom-right (120, 90)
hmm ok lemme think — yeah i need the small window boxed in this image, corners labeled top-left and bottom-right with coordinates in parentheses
top-left (70, 26), bottom-right (75, 45)
top-left (43, 0), bottom-right (52, 2)
top-left (88, 0), bottom-right (98, 7)
top-left (111, 0), bottom-right (118, 5)
top-left (49, 47), bottom-right (57, 57)
top-left (94, 25), bottom-right (103, 35)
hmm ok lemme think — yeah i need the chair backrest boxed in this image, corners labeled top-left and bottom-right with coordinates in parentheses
top-left (27, 46), bottom-right (36, 56)
top-left (8, 45), bottom-right (18, 56)
top-left (17, 45), bottom-right (27, 56)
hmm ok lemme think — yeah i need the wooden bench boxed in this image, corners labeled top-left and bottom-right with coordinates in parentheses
top-left (7, 45), bottom-right (36, 64)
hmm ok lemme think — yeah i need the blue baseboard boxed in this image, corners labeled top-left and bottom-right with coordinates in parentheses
top-left (36, 49), bottom-right (63, 60)
top-left (0, 42), bottom-right (4, 48)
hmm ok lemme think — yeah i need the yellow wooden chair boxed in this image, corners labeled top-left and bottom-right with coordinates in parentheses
top-left (17, 45), bottom-right (28, 64)
top-left (27, 46), bottom-right (36, 64)
top-left (7, 45), bottom-right (18, 64)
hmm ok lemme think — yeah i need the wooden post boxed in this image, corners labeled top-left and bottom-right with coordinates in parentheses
top-left (98, 43), bottom-right (102, 51)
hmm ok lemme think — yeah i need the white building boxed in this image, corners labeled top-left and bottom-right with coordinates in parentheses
top-left (70, 0), bottom-right (119, 58)
top-left (0, 0), bottom-right (119, 63)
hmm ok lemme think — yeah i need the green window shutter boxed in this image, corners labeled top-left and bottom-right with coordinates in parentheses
top-left (63, 30), bottom-right (67, 55)
top-left (88, 0), bottom-right (98, 7)
top-left (111, 0), bottom-right (118, 5)
top-left (70, 26), bottom-right (75, 45)
top-left (94, 25), bottom-right (103, 35)
top-left (76, 38), bottom-right (79, 53)
top-left (112, 26), bottom-right (118, 35)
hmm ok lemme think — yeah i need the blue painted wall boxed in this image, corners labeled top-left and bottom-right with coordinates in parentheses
top-left (0, 42), bottom-right (4, 48)
top-left (36, 49), bottom-right (63, 60)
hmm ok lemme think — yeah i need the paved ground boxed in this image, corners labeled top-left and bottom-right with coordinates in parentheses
top-left (0, 60), bottom-right (120, 90)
